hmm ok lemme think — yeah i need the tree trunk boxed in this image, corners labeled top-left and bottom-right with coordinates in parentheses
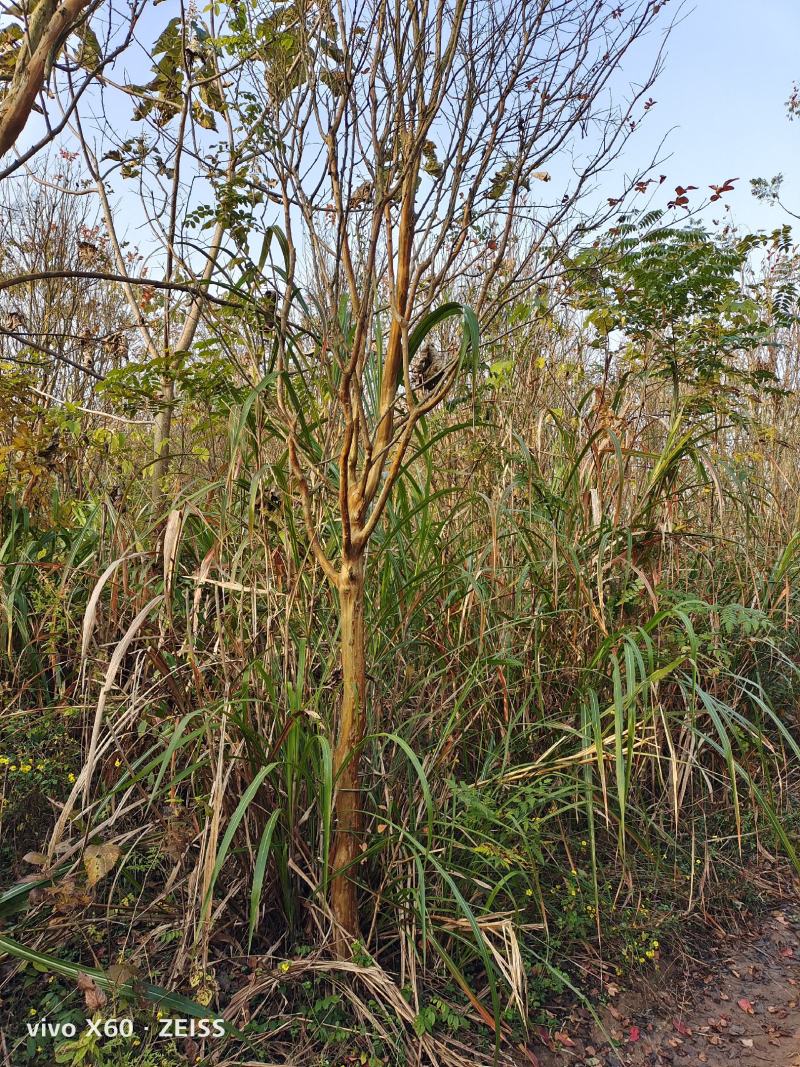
top-left (151, 376), bottom-right (174, 509)
top-left (330, 552), bottom-right (366, 955)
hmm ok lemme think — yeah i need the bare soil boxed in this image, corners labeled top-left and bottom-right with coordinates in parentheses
top-left (526, 899), bottom-right (800, 1067)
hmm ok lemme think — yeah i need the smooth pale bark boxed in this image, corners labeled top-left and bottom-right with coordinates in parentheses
top-left (330, 553), bottom-right (367, 952)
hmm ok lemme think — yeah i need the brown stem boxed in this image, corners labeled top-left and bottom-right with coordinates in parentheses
top-left (330, 551), bottom-right (366, 955)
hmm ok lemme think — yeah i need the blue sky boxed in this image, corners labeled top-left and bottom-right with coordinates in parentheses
top-left (7, 0), bottom-right (797, 241)
top-left (617, 0), bottom-right (800, 231)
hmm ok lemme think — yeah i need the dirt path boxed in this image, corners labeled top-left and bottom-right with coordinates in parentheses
top-left (529, 905), bottom-right (800, 1067)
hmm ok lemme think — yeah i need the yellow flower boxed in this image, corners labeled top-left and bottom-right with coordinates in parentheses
top-left (278, 961), bottom-right (290, 974)
top-left (67, 773), bottom-right (76, 783)
top-left (114, 759), bottom-right (122, 768)
top-left (10, 765), bottom-right (17, 772)
top-left (20, 763), bottom-right (32, 773)
top-left (0, 756), bottom-right (8, 765)
top-left (29, 1008), bottom-right (37, 1016)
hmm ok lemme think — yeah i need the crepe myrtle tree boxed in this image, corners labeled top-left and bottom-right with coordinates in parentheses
top-left (217, 0), bottom-right (671, 952)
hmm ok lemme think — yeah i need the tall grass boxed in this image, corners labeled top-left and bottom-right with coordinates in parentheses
top-left (2, 235), bottom-right (800, 1064)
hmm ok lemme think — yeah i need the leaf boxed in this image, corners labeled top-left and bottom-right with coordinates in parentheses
top-left (422, 139), bottom-right (444, 178)
top-left (0, 932), bottom-right (234, 1026)
top-left (75, 24), bottom-right (101, 69)
top-left (628, 1025), bottom-right (641, 1042)
top-left (83, 843), bottom-right (121, 888)
top-left (673, 1018), bottom-right (692, 1035)
top-left (487, 161), bottom-right (513, 201)
top-left (107, 962), bottom-right (138, 987)
top-left (737, 997), bottom-right (755, 1015)
top-left (192, 103), bottom-right (217, 131)
top-left (77, 971), bottom-right (107, 1012)
top-left (22, 852), bottom-right (48, 867)
top-left (43, 880), bottom-right (92, 913)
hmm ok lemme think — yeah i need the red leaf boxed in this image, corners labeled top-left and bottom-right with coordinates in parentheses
top-left (534, 1024), bottom-right (553, 1049)
top-left (629, 1025), bottom-right (641, 1042)
top-left (673, 1018), bottom-right (692, 1036)
top-left (737, 997), bottom-right (755, 1015)
top-left (780, 947), bottom-right (794, 958)
top-left (554, 1031), bottom-right (576, 1047)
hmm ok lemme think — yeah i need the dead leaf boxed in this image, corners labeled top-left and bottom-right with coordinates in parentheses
top-left (83, 842), bottom-right (121, 887)
top-left (628, 1025), bottom-right (641, 1042)
top-left (182, 1037), bottom-right (200, 1065)
top-left (740, 1038), bottom-right (754, 1048)
top-left (673, 1018), bottom-right (692, 1036)
top-left (22, 851), bottom-right (48, 866)
top-left (737, 997), bottom-right (755, 1015)
top-left (77, 972), bottom-right (107, 1012)
top-left (43, 879), bottom-right (92, 912)
top-left (106, 962), bottom-right (137, 988)
top-left (554, 1031), bottom-right (575, 1047)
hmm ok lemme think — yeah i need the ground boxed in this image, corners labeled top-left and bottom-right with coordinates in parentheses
top-left (528, 894), bottom-right (800, 1067)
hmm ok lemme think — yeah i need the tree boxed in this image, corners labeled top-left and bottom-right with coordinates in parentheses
top-left (222, 0), bottom-right (671, 951)
top-left (0, 0), bottom-right (672, 953)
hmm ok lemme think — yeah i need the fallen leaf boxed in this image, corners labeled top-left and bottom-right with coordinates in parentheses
top-left (673, 1018), bottom-right (692, 1036)
top-left (22, 851), bottom-right (48, 866)
top-left (737, 997), bottom-right (755, 1015)
top-left (740, 1038), bottom-right (754, 1048)
top-left (43, 879), bottom-right (92, 912)
top-left (628, 1025), bottom-right (641, 1042)
top-left (183, 1038), bottom-right (200, 1065)
top-left (76, 972), bottom-right (107, 1012)
top-left (83, 842), bottom-right (121, 888)
top-left (554, 1031), bottom-right (575, 1048)
top-left (106, 962), bottom-right (137, 988)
